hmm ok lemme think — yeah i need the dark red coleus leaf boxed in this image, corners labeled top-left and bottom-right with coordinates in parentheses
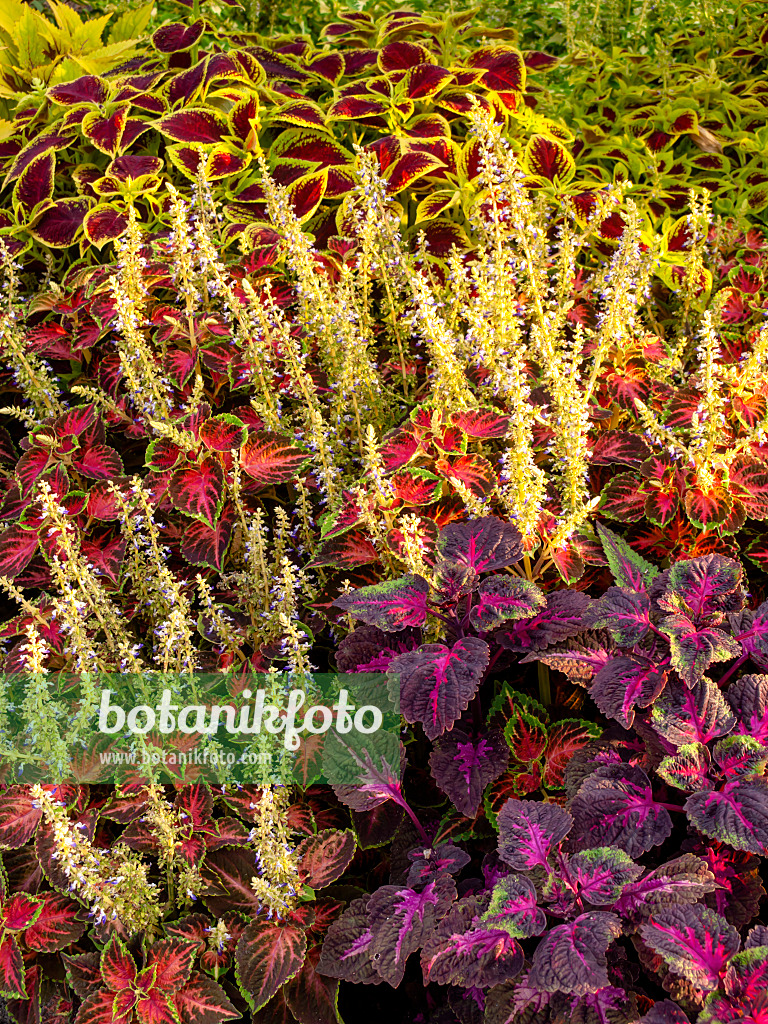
top-left (429, 727), bottom-right (508, 817)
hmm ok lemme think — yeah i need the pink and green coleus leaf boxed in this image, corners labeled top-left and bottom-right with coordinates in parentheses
top-left (640, 903), bottom-right (739, 991)
top-left (566, 847), bottom-right (643, 905)
top-left (436, 516), bottom-right (523, 573)
top-left (685, 778), bottom-right (768, 855)
top-left (651, 678), bottom-right (735, 748)
top-left (468, 575), bottom-right (546, 631)
top-left (583, 587), bottom-right (652, 646)
top-left (699, 947), bottom-right (768, 1024)
top-left (711, 735), bottom-right (768, 780)
top-left (613, 853), bottom-right (717, 917)
top-left (660, 614), bottom-right (741, 687)
top-left (169, 456), bottom-right (224, 528)
top-left (315, 896), bottom-right (382, 986)
top-left (496, 798), bottom-right (573, 870)
top-left (528, 911), bottom-right (622, 995)
top-left (429, 727), bottom-right (508, 817)
top-left (235, 919), bottom-right (307, 1012)
top-left (589, 656), bottom-right (668, 729)
top-left (655, 554), bottom-right (744, 620)
top-left (495, 591), bottom-right (590, 653)
top-left (727, 674), bottom-right (768, 744)
top-left (570, 764), bottom-right (673, 857)
top-left (333, 574), bottom-right (430, 632)
top-left (387, 636), bottom-right (490, 740)
top-left (366, 874), bottom-right (457, 986)
top-left (481, 875), bottom-right (546, 938)
top-left (421, 895), bottom-right (524, 988)
top-left (657, 743), bottom-right (713, 792)
top-left (596, 522), bottom-right (659, 593)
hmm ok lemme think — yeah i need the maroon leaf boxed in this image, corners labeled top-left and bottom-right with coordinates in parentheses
top-left (429, 727), bottom-right (508, 817)
top-left (529, 912), bottom-right (622, 995)
top-left (0, 525), bottom-right (39, 578)
top-left (13, 152), bottom-right (55, 217)
top-left (158, 109), bottom-right (227, 144)
top-left (497, 799), bottom-right (573, 870)
top-left (153, 20), bottom-right (205, 53)
top-left (71, 444), bottom-right (124, 480)
top-left (23, 892), bottom-right (85, 951)
top-left (174, 971), bottom-right (240, 1024)
top-left (437, 517), bottom-right (523, 573)
top-left (235, 920), bottom-right (307, 1012)
top-left (570, 764), bottom-right (673, 857)
top-left (170, 457), bottom-right (224, 528)
top-left (181, 504), bottom-right (234, 570)
top-left (29, 198), bottom-right (89, 247)
top-left (296, 829), bottom-right (356, 889)
top-left (240, 432), bottom-right (308, 486)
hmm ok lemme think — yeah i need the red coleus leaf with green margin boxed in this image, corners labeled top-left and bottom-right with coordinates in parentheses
top-left (157, 109), bottom-right (227, 145)
top-left (497, 799), bottom-right (573, 870)
top-left (22, 891), bottom-right (86, 952)
top-left (366, 873), bottom-right (456, 986)
top-left (152, 20), bottom-right (205, 53)
top-left (599, 472), bottom-right (648, 522)
top-left (48, 75), bottom-right (107, 105)
top-left (387, 636), bottom-right (490, 740)
top-left (0, 786), bottom-right (43, 848)
top-left (435, 454), bottom-right (495, 497)
top-left (333, 573), bottom-right (430, 631)
top-left (295, 829), bottom-right (356, 889)
top-left (524, 134), bottom-right (575, 183)
top-left (542, 719), bottom-right (602, 789)
top-left (429, 727), bottom-right (508, 817)
top-left (466, 45), bottom-right (526, 91)
top-left (199, 414), bottom-right (247, 452)
top-left (169, 456), bottom-right (224, 528)
top-left (84, 205), bottom-right (129, 249)
top-left (174, 971), bottom-right (240, 1024)
top-left (529, 912), bottom-right (622, 995)
top-left (405, 64), bottom-right (452, 100)
top-left (450, 408), bottom-right (510, 439)
top-left (239, 431), bottom-right (309, 487)
top-left (71, 444), bottom-right (124, 480)
top-left (684, 480), bottom-right (733, 529)
top-left (285, 169), bottom-right (328, 222)
top-left (29, 198), bottom-right (89, 248)
top-left (640, 904), bottom-right (739, 991)
top-left (235, 919), bottom-right (308, 1012)
top-left (82, 104), bottom-right (131, 156)
top-left (306, 531), bottom-right (379, 570)
top-left (0, 525), bottom-right (39, 578)
top-left (390, 467), bottom-right (441, 505)
top-left (468, 575), bottom-right (546, 631)
top-left (0, 933), bottom-right (28, 999)
top-left (421, 895), bottom-right (524, 988)
top-left (570, 764), bottom-right (673, 857)
top-left (384, 152), bottom-right (444, 194)
top-left (13, 152), bottom-right (55, 218)
top-left (591, 430), bottom-right (650, 467)
top-left (181, 503), bottom-right (234, 571)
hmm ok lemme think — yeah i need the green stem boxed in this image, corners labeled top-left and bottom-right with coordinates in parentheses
top-left (538, 662), bottom-right (552, 708)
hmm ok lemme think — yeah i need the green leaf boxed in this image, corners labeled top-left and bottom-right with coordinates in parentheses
top-left (108, 1), bottom-right (154, 44)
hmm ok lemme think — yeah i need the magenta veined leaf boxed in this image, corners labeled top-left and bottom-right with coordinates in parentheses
top-left (651, 677), bottom-right (735, 748)
top-left (235, 919), bottom-right (307, 1012)
top-left (699, 947), bottom-right (768, 1024)
top-left (660, 614), bottom-right (741, 687)
top-left (657, 743), bottom-right (712, 792)
top-left (239, 431), bottom-right (309, 487)
top-left (567, 847), bottom-right (643, 905)
top-left (528, 912), bottom-right (622, 995)
top-left (481, 875), bottom-right (546, 938)
top-left (596, 522), bottom-right (659, 592)
top-left (333, 575), bottom-right (430, 632)
top-left (387, 636), bottom-right (490, 740)
top-left (655, 553), bottom-right (744, 620)
top-left (496, 590), bottom-right (590, 653)
top-left (437, 516), bottom-right (523, 573)
top-left (429, 727), bottom-right (508, 817)
top-left (496, 799), bottom-right (573, 870)
top-left (640, 904), bottom-right (739, 991)
top-left (570, 764), bottom-right (673, 857)
top-left (169, 457), bottom-right (224, 529)
top-left (584, 587), bottom-right (652, 645)
top-left (727, 674), bottom-right (768, 744)
top-left (316, 897), bottom-right (382, 986)
top-left (468, 575), bottom-right (546, 631)
top-left (421, 895), bottom-right (524, 989)
top-left (685, 777), bottom-right (768, 855)
top-left (613, 854), bottom-right (717, 918)
top-left (590, 656), bottom-right (668, 729)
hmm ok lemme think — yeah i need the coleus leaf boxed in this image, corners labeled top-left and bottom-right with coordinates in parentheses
top-left (496, 799), bottom-right (573, 870)
top-left (468, 575), bottom-right (546, 631)
top-left (180, 504), bottom-right (234, 571)
top-left (367, 874), bottom-right (457, 986)
top-left (661, 614), bottom-right (741, 687)
top-left (450, 408), bottom-right (510, 439)
top-left (698, 946), bottom-right (768, 1023)
top-left (316, 897), bottom-right (382, 986)
top-left (174, 971), bottom-right (240, 1024)
top-left (326, 732), bottom-right (405, 813)
top-left (407, 843), bottom-right (470, 887)
top-left (146, 939), bottom-right (197, 991)
top-left (387, 636), bottom-right (490, 740)
top-left (657, 743), bottom-right (713, 792)
top-left (239, 431), bottom-right (309, 486)
top-left (283, 946), bottom-right (340, 1024)
top-left (590, 656), bottom-right (668, 729)
top-left (651, 677), bottom-right (735, 748)
top-left (567, 847), bottom-right (644, 905)
top-left (22, 892), bottom-right (85, 952)
top-left (613, 854), bottom-right (717, 918)
top-left (685, 777), bottom-right (768, 855)
top-left (727, 674), bottom-right (768, 744)
top-left (640, 904), bottom-right (739, 991)
top-left (584, 587), bottom-right (651, 645)
top-left (570, 764), bottom-right (673, 857)
top-left (711, 735), bottom-right (768, 780)
top-left (199, 414), bottom-right (248, 452)
top-left (421, 895), bottom-right (524, 988)
top-left (333, 575), bottom-right (430, 632)
top-left (528, 912), bottom-right (622, 995)
top-left (169, 457), bottom-right (224, 528)
top-left (436, 516), bottom-right (523, 573)
top-left (0, 934), bottom-right (27, 999)
top-left (655, 554), bottom-right (744, 619)
top-left (481, 875), bottom-right (546, 938)
top-left (429, 727), bottom-right (509, 817)
top-left (641, 1000), bottom-right (692, 1023)
top-left (495, 591), bottom-right (590, 652)
top-left (235, 919), bottom-right (307, 1012)
top-left (295, 829), bottom-right (356, 889)
top-left (0, 525), bottom-right (39, 578)
top-left (596, 522), bottom-right (659, 593)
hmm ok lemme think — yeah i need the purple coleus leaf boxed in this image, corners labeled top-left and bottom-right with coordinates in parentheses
top-left (335, 625), bottom-right (420, 673)
top-left (495, 591), bottom-right (590, 652)
top-left (497, 799), bottom-right (573, 870)
top-left (387, 637), bottom-right (490, 740)
top-left (468, 575), bottom-right (546, 631)
top-left (712, 735), bottom-right (768, 780)
top-left (522, 637), bottom-right (612, 683)
top-left (584, 587), bottom-right (652, 645)
top-left (640, 1000), bottom-right (692, 1023)
top-left (429, 727), bottom-right (508, 817)
top-left (566, 847), bottom-right (643, 906)
top-left (685, 777), bottom-right (768, 855)
top-left (733, 602), bottom-right (768, 668)
top-left (651, 677), bottom-right (736, 748)
top-left (570, 764), bottom-right (673, 857)
top-left (699, 946), bottom-right (768, 1024)
top-left (367, 874), bottom-right (457, 986)
top-left (660, 614), bottom-right (741, 687)
top-left (480, 875), bottom-right (546, 938)
top-left (333, 575), bottom-right (431, 632)
top-left (727, 673), bottom-right (768, 744)
top-left (639, 904), bottom-right (740, 991)
top-left (613, 853), bottom-right (717, 918)
top-left (590, 655), bottom-right (668, 729)
top-left (316, 897), bottom-right (382, 986)
top-left (326, 733), bottom-right (406, 812)
top-left (421, 895), bottom-right (524, 989)
top-left (596, 522), bottom-right (659, 593)
top-left (528, 911), bottom-right (622, 995)
top-left (436, 516), bottom-right (523, 573)
top-left (657, 743), bottom-right (713, 792)
top-left (406, 844), bottom-right (471, 887)
top-left (654, 554), bottom-right (745, 620)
